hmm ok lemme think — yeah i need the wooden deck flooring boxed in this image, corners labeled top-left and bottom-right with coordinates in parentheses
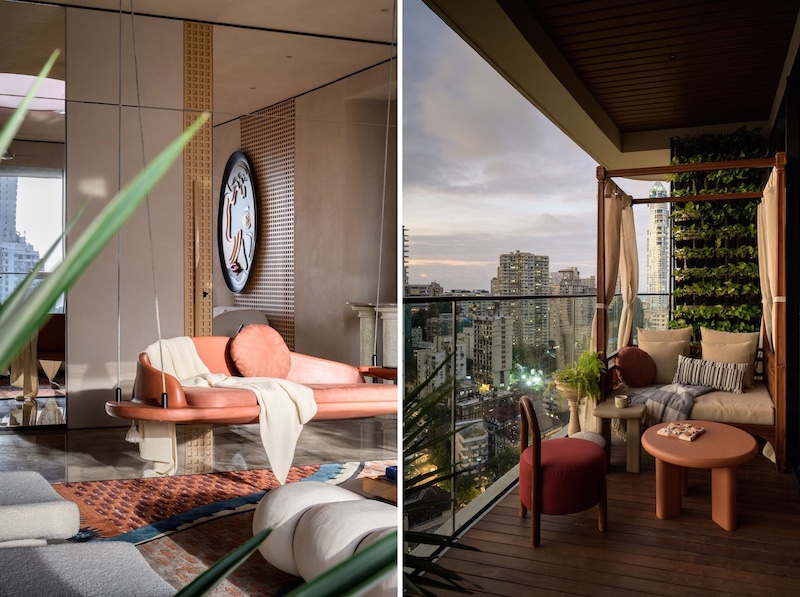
top-left (431, 440), bottom-right (800, 596)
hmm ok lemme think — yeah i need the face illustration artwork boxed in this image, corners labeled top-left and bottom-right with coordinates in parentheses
top-left (219, 152), bottom-right (258, 292)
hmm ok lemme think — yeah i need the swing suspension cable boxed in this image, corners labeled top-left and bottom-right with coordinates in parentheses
top-left (128, 3), bottom-right (168, 404)
top-left (115, 0), bottom-right (123, 402)
top-left (371, 0), bottom-right (397, 367)
top-left (114, 1), bottom-right (167, 406)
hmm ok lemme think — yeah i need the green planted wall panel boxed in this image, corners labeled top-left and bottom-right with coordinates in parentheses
top-left (669, 128), bottom-right (764, 339)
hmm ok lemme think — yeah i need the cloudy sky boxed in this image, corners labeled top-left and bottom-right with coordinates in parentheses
top-left (402, 0), bottom-right (658, 292)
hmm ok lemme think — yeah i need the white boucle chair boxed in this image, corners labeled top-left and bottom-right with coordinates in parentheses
top-left (253, 481), bottom-right (397, 597)
top-left (0, 471), bottom-right (175, 595)
top-left (0, 471), bottom-right (80, 546)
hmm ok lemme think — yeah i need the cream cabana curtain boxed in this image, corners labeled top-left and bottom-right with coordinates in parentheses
top-left (590, 180), bottom-right (638, 351)
top-left (617, 198), bottom-right (639, 350)
top-left (758, 167), bottom-right (780, 350)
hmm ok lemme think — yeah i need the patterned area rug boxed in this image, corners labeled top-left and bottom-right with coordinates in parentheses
top-left (53, 459), bottom-right (394, 543)
top-left (138, 509), bottom-right (299, 596)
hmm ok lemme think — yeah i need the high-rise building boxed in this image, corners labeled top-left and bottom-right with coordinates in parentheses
top-left (646, 182), bottom-right (670, 329)
top-left (549, 267), bottom-right (596, 368)
top-left (455, 419), bottom-right (488, 475)
top-left (0, 178), bottom-right (41, 302)
top-left (473, 315), bottom-right (513, 387)
top-left (495, 250), bottom-right (549, 348)
top-left (402, 226), bottom-right (409, 295)
top-left (0, 177), bottom-right (19, 243)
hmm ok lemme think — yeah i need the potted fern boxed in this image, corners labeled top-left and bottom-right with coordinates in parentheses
top-left (549, 351), bottom-right (604, 435)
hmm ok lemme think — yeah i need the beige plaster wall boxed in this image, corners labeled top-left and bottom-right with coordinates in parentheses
top-left (294, 64), bottom-right (397, 366)
top-left (65, 9), bottom-right (184, 428)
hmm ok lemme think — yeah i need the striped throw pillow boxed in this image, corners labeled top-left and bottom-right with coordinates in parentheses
top-left (672, 354), bottom-right (747, 393)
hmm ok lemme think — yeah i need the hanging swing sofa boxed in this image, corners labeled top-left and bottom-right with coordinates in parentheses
top-left (592, 153), bottom-right (787, 471)
top-left (105, 325), bottom-right (398, 426)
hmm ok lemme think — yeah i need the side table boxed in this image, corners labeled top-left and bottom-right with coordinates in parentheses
top-left (593, 401), bottom-right (646, 473)
top-left (642, 421), bottom-right (757, 530)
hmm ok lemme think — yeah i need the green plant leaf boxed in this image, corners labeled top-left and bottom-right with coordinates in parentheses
top-left (176, 527), bottom-right (272, 597)
top-left (403, 352), bottom-right (482, 595)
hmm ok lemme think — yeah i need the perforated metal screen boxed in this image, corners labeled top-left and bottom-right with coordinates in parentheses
top-left (237, 101), bottom-right (296, 349)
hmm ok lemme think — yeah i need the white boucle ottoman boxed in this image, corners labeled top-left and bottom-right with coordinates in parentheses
top-left (570, 431), bottom-right (607, 448)
top-left (0, 471), bottom-right (80, 546)
top-left (252, 481), bottom-right (397, 597)
top-left (0, 542), bottom-right (175, 596)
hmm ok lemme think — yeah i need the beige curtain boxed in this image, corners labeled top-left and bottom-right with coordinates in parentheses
top-left (617, 198), bottom-right (639, 350)
top-left (758, 167), bottom-right (780, 351)
top-left (10, 332), bottom-right (38, 400)
top-left (590, 180), bottom-right (627, 352)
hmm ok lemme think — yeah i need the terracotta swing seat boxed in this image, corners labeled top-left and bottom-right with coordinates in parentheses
top-left (105, 326), bottom-right (398, 425)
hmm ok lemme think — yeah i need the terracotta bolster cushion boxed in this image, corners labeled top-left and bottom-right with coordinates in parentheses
top-left (520, 438), bottom-right (606, 515)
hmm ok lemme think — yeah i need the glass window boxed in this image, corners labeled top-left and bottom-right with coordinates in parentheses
top-left (0, 173), bottom-right (64, 312)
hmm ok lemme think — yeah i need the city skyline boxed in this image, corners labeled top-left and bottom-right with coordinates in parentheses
top-left (403, 0), bottom-right (661, 293)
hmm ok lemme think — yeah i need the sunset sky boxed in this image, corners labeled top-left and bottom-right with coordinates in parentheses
top-left (402, 0), bottom-right (659, 292)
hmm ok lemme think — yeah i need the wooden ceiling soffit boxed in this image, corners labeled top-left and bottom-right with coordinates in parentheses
top-left (506, 0), bottom-right (800, 133)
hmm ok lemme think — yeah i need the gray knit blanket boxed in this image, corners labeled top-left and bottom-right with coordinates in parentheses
top-left (627, 383), bottom-right (712, 425)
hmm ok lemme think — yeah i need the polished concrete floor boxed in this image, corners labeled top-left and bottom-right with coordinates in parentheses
top-left (0, 416), bottom-right (397, 483)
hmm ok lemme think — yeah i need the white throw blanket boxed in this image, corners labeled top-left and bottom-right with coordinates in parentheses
top-left (138, 337), bottom-right (316, 483)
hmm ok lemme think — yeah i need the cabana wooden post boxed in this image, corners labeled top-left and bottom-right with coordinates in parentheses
top-left (595, 153), bottom-right (787, 471)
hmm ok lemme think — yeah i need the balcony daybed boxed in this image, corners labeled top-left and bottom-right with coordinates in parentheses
top-left (592, 154), bottom-right (787, 471)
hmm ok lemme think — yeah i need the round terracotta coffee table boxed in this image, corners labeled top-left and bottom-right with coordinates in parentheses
top-left (642, 421), bottom-right (757, 530)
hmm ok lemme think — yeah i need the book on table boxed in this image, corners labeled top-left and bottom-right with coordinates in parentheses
top-left (657, 422), bottom-right (705, 441)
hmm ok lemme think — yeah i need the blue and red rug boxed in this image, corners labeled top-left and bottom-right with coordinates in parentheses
top-left (53, 459), bottom-right (395, 544)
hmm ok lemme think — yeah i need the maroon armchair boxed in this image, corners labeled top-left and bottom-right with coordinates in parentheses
top-left (519, 396), bottom-right (607, 546)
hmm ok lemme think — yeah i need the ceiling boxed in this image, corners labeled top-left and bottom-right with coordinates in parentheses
top-left (1, 0), bottom-right (396, 154)
top-left (424, 0), bottom-right (800, 169)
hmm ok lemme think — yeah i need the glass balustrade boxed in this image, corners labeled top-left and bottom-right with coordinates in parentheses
top-left (403, 292), bottom-right (669, 540)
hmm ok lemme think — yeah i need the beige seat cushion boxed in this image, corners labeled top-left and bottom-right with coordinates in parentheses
top-left (690, 381), bottom-right (774, 425)
top-left (701, 340), bottom-right (756, 388)
top-left (637, 326), bottom-right (692, 346)
top-left (637, 339), bottom-right (689, 385)
top-left (700, 327), bottom-right (759, 388)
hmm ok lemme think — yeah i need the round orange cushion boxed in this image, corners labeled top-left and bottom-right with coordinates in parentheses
top-left (229, 324), bottom-right (291, 378)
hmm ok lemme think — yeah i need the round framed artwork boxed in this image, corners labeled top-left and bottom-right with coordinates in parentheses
top-left (218, 151), bottom-right (258, 293)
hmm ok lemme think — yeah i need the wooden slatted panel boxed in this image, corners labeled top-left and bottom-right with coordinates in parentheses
top-left (183, 22), bottom-right (213, 337)
top-left (519, 0), bottom-right (800, 132)
top-left (429, 439), bottom-right (800, 596)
